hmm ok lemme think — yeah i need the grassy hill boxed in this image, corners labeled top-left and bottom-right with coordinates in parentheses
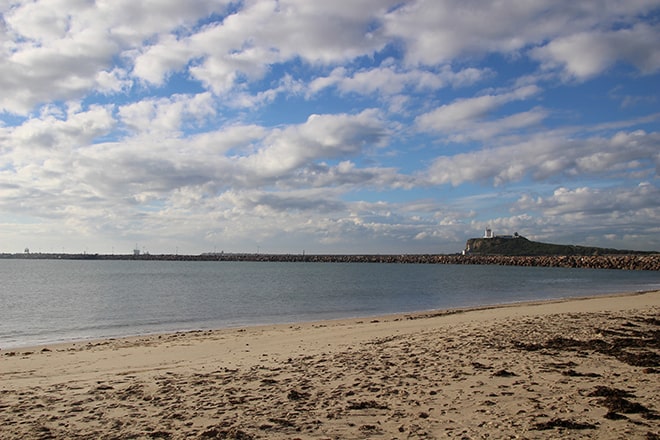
top-left (465, 236), bottom-right (653, 256)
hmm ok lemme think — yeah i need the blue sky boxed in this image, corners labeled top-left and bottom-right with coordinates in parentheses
top-left (1, 0), bottom-right (659, 255)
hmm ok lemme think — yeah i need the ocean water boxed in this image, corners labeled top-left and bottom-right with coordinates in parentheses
top-left (1, 259), bottom-right (659, 349)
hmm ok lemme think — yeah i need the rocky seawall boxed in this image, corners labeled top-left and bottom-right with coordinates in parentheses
top-left (3, 252), bottom-right (660, 270)
top-left (278, 254), bottom-right (660, 270)
top-left (434, 254), bottom-right (660, 271)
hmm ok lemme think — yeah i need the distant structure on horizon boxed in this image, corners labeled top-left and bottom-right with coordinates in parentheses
top-left (483, 228), bottom-right (519, 240)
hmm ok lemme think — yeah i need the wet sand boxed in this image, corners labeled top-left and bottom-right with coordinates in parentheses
top-left (1, 291), bottom-right (659, 439)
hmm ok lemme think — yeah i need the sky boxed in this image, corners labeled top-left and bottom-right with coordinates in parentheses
top-left (1, 0), bottom-right (659, 255)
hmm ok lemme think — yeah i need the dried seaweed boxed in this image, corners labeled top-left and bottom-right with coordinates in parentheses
top-left (587, 386), bottom-right (635, 398)
top-left (513, 317), bottom-right (660, 367)
top-left (347, 400), bottom-right (389, 410)
top-left (532, 418), bottom-right (596, 430)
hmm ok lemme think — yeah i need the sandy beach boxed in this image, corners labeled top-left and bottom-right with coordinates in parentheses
top-left (1, 291), bottom-right (659, 439)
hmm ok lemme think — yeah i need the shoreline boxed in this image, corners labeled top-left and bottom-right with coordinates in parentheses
top-left (3, 289), bottom-right (657, 353)
top-left (2, 290), bottom-right (659, 439)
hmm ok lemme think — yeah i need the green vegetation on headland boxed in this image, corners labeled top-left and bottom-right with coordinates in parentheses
top-left (464, 235), bottom-right (656, 257)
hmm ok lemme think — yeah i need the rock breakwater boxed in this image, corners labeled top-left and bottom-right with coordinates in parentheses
top-left (274, 254), bottom-right (660, 270)
top-left (4, 252), bottom-right (659, 270)
top-left (134, 253), bottom-right (660, 270)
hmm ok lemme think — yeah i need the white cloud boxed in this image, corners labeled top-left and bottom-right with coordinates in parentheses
top-left (258, 0), bottom-right (399, 62)
top-left (383, 0), bottom-right (660, 66)
top-left (238, 109), bottom-right (388, 179)
top-left (282, 160), bottom-right (415, 192)
top-left (227, 74), bottom-right (305, 109)
top-left (95, 68), bottom-right (132, 94)
top-left (532, 23), bottom-right (660, 80)
top-left (383, 1), bottom-right (542, 64)
top-left (416, 85), bottom-right (541, 133)
top-left (516, 184), bottom-right (660, 217)
top-left (94, 0), bottom-right (225, 45)
top-left (5, 105), bottom-right (115, 154)
top-left (308, 64), bottom-right (491, 99)
top-left (118, 92), bottom-right (215, 136)
top-left (131, 34), bottom-right (195, 86)
top-left (0, 106), bottom-right (399, 238)
top-left (131, 0), bottom-right (408, 94)
top-left (510, 183), bottom-right (660, 249)
top-left (3, 0), bottom-right (72, 41)
top-left (0, 26), bottom-right (118, 113)
top-left (444, 108), bottom-right (549, 143)
top-left (2, 0), bottom-right (658, 115)
top-left (0, 0), bottom-right (226, 113)
top-left (424, 129), bottom-right (660, 186)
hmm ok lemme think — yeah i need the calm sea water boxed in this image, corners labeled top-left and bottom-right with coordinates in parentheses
top-left (1, 260), bottom-right (659, 349)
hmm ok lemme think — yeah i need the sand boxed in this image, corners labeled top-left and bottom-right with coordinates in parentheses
top-left (1, 291), bottom-right (659, 439)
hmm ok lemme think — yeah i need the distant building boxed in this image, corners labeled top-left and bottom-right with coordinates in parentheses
top-left (483, 229), bottom-right (521, 240)
top-left (133, 245), bottom-right (140, 256)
